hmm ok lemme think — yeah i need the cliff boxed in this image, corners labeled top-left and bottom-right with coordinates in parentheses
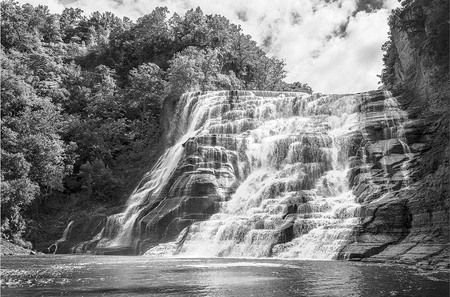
top-left (339, 0), bottom-right (449, 268)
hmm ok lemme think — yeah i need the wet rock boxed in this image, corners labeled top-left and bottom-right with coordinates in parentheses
top-left (375, 155), bottom-right (408, 174)
top-left (410, 143), bottom-right (430, 153)
top-left (278, 221), bottom-right (294, 243)
top-left (367, 139), bottom-right (406, 158)
top-left (345, 1), bottom-right (450, 268)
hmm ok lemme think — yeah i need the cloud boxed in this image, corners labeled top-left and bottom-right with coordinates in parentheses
top-left (290, 10), bottom-right (392, 94)
top-left (16, 0), bottom-right (400, 94)
top-left (17, 0), bottom-right (65, 12)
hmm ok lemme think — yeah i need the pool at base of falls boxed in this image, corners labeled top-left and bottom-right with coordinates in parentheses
top-left (2, 255), bottom-right (448, 297)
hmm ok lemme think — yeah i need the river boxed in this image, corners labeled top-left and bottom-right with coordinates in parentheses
top-left (1, 255), bottom-right (448, 296)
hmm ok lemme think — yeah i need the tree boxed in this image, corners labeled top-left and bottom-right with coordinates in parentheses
top-left (84, 65), bottom-right (121, 119)
top-left (1, 67), bottom-right (74, 192)
top-left (205, 14), bottom-right (235, 49)
top-left (167, 47), bottom-right (220, 96)
top-left (177, 7), bottom-right (210, 48)
top-left (79, 159), bottom-right (122, 202)
top-left (65, 65), bottom-right (131, 167)
top-left (1, 54), bottom-right (75, 243)
top-left (125, 63), bottom-right (166, 124)
top-left (59, 7), bottom-right (86, 43)
top-left (277, 81), bottom-right (313, 94)
top-left (1, 0), bottom-right (41, 51)
top-left (249, 56), bottom-right (287, 90)
top-left (1, 144), bottom-right (39, 244)
top-left (222, 31), bottom-right (263, 87)
top-left (133, 7), bottom-right (173, 65)
top-left (167, 47), bottom-right (205, 96)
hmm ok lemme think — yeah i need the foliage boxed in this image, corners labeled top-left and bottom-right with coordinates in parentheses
top-left (1, 48), bottom-right (74, 244)
top-left (277, 82), bottom-right (314, 94)
top-left (125, 62), bottom-right (167, 124)
top-left (79, 159), bottom-right (123, 202)
top-left (380, 0), bottom-right (449, 90)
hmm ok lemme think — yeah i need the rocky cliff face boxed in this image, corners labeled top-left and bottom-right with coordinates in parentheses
top-left (340, 2), bottom-right (449, 268)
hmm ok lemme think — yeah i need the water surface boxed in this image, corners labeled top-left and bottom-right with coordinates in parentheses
top-left (1, 255), bottom-right (448, 296)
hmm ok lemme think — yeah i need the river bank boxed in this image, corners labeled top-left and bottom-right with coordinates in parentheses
top-left (0, 241), bottom-right (41, 256)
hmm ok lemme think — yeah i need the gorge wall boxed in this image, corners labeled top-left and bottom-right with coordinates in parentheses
top-left (52, 2), bottom-right (449, 268)
top-left (341, 1), bottom-right (448, 268)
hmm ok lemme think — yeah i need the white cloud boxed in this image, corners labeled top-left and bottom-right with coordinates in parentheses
top-left (16, 0), bottom-right (400, 94)
top-left (283, 9), bottom-right (393, 94)
top-left (18, 0), bottom-right (65, 12)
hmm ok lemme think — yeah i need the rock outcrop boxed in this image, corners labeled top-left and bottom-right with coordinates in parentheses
top-left (339, 1), bottom-right (449, 268)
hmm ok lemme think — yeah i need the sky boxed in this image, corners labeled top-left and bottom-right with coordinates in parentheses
top-left (17, 0), bottom-right (400, 94)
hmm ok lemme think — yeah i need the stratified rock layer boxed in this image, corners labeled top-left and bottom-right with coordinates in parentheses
top-left (339, 2), bottom-right (449, 268)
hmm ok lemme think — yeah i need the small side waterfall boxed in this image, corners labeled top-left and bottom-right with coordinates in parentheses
top-left (352, 90), bottom-right (414, 204)
top-left (74, 89), bottom-right (414, 259)
top-left (49, 221), bottom-right (74, 254)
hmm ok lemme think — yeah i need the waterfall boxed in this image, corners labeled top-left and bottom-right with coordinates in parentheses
top-left (77, 89), bottom-right (413, 259)
top-left (153, 92), bottom-right (364, 259)
top-left (48, 221), bottom-right (74, 254)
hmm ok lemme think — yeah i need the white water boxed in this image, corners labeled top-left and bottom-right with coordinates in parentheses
top-left (49, 221), bottom-right (74, 254)
top-left (144, 91), bottom-right (366, 259)
top-left (93, 91), bottom-right (239, 249)
top-left (80, 89), bottom-right (414, 259)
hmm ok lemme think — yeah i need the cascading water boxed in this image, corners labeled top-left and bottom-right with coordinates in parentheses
top-left (49, 221), bottom-right (74, 253)
top-left (155, 91), bottom-right (365, 259)
top-left (73, 89), bottom-right (414, 259)
top-left (76, 91), bottom-right (243, 253)
top-left (352, 90), bottom-right (414, 204)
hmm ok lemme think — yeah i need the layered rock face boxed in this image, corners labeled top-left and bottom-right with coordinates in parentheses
top-left (339, 3), bottom-right (449, 267)
top-left (339, 92), bottom-right (449, 267)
